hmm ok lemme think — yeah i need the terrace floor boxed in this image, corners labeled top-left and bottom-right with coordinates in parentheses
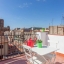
top-left (0, 53), bottom-right (64, 64)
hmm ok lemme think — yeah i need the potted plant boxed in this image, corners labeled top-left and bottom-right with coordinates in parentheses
top-left (37, 40), bottom-right (42, 48)
top-left (42, 28), bottom-right (45, 32)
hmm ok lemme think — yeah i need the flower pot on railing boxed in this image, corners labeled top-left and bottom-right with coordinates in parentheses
top-left (42, 28), bottom-right (45, 32)
top-left (37, 40), bottom-right (42, 48)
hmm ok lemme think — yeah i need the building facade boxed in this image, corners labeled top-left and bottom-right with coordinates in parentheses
top-left (49, 25), bottom-right (64, 35)
top-left (0, 19), bottom-right (10, 59)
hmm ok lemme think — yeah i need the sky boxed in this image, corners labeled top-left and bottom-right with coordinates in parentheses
top-left (0, 0), bottom-right (64, 29)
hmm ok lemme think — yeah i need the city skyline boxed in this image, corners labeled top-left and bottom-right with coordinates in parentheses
top-left (0, 0), bottom-right (64, 29)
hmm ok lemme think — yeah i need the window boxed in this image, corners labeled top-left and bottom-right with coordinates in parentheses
top-left (0, 45), bottom-right (3, 49)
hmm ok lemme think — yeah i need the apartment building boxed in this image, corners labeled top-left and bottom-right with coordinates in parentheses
top-left (0, 19), bottom-right (10, 59)
top-left (0, 36), bottom-right (8, 59)
top-left (49, 25), bottom-right (64, 35)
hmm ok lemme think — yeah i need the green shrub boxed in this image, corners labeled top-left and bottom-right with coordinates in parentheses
top-left (37, 40), bottom-right (42, 43)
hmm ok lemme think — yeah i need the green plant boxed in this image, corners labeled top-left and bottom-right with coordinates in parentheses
top-left (37, 40), bottom-right (42, 43)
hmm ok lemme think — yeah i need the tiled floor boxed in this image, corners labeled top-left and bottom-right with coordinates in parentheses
top-left (55, 54), bottom-right (64, 64)
top-left (0, 54), bottom-right (64, 64)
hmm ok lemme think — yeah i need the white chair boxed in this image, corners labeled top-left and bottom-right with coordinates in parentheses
top-left (44, 40), bottom-right (59, 64)
top-left (22, 44), bottom-right (46, 64)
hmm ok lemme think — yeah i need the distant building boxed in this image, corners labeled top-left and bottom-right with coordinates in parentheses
top-left (23, 28), bottom-right (31, 32)
top-left (0, 19), bottom-right (10, 59)
top-left (29, 27), bottom-right (42, 31)
top-left (45, 28), bottom-right (49, 33)
top-left (0, 19), bottom-right (4, 27)
top-left (0, 36), bottom-right (8, 59)
top-left (14, 28), bottom-right (20, 30)
top-left (0, 19), bottom-right (10, 35)
top-left (49, 25), bottom-right (64, 35)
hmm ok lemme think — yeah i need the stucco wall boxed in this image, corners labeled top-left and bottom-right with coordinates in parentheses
top-left (36, 32), bottom-right (64, 54)
top-left (0, 43), bottom-right (8, 55)
top-left (48, 35), bottom-right (64, 54)
top-left (49, 26), bottom-right (64, 35)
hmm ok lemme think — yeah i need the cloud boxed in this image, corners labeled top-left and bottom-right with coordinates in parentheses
top-left (19, 3), bottom-right (28, 8)
top-left (19, 3), bottom-right (32, 8)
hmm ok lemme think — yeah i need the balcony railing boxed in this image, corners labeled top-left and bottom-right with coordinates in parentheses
top-left (0, 34), bottom-right (37, 61)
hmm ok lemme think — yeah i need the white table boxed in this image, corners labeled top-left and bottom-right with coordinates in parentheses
top-left (32, 46), bottom-right (58, 64)
top-left (32, 46), bottom-right (58, 55)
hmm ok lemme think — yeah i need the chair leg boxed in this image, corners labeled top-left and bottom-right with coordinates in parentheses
top-left (53, 56), bottom-right (56, 64)
top-left (47, 60), bottom-right (51, 64)
top-left (44, 62), bottom-right (47, 64)
top-left (49, 56), bottom-right (56, 64)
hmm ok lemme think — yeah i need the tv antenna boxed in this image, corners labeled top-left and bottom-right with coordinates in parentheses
top-left (52, 18), bottom-right (53, 26)
top-left (61, 14), bottom-right (64, 26)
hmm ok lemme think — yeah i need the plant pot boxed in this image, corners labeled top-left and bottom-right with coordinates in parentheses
top-left (42, 28), bottom-right (45, 32)
top-left (27, 40), bottom-right (34, 47)
top-left (37, 42), bottom-right (42, 48)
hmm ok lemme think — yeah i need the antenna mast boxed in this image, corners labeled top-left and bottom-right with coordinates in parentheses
top-left (61, 14), bottom-right (64, 26)
top-left (62, 15), bottom-right (64, 26)
top-left (52, 18), bottom-right (53, 26)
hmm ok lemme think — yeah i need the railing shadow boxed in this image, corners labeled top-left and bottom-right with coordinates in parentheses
top-left (55, 62), bottom-right (62, 64)
top-left (0, 56), bottom-right (27, 64)
top-left (55, 62), bottom-right (64, 64)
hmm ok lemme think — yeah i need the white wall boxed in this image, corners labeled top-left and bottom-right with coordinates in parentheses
top-left (48, 35), bottom-right (64, 54)
top-left (36, 32), bottom-right (41, 39)
top-left (36, 32), bottom-right (64, 54)
top-left (36, 32), bottom-right (48, 45)
top-left (0, 43), bottom-right (8, 55)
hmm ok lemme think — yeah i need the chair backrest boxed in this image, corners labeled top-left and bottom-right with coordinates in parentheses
top-left (22, 44), bottom-right (33, 61)
top-left (47, 40), bottom-right (59, 48)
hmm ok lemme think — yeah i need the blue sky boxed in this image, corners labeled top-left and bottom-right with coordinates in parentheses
top-left (0, 0), bottom-right (64, 29)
